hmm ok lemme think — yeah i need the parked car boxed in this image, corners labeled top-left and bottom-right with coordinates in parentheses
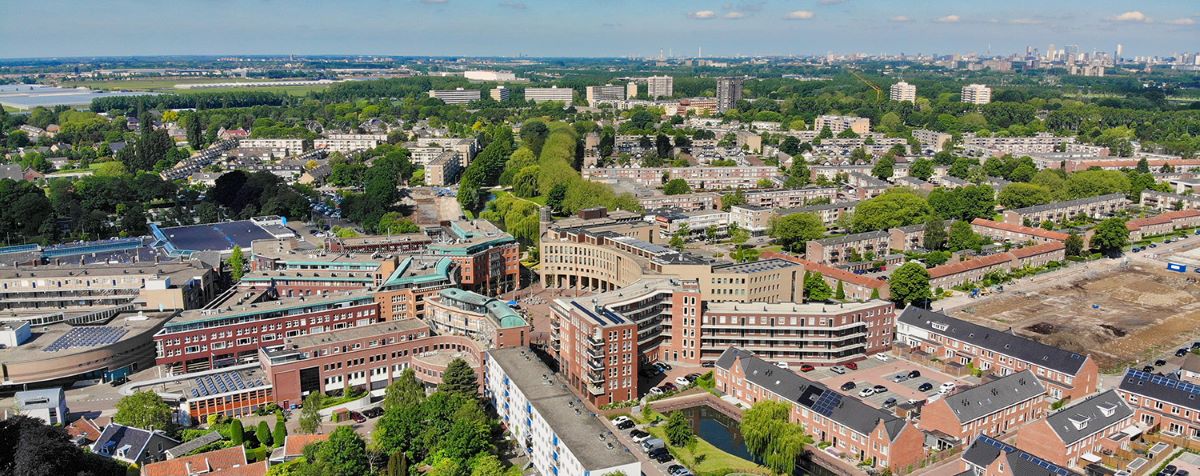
top-left (612, 416), bottom-right (631, 425)
top-left (362, 407), bottom-right (384, 418)
top-left (830, 366), bottom-right (848, 374)
top-left (350, 411), bottom-right (366, 423)
top-left (616, 419), bottom-right (635, 430)
top-left (840, 381), bottom-right (857, 391)
top-left (642, 438), bottom-right (666, 453)
top-left (844, 362), bottom-right (858, 371)
top-left (1178, 348), bottom-right (1190, 357)
top-left (882, 397), bottom-right (898, 408)
top-left (858, 388), bottom-right (875, 397)
top-left (675, 376), bottom-right (691, 387)
top-left (701, 361), bottom-right (715, 368)
top-left (1193, 341), bottom-right (1200, 350)
top-left (667, 465), bottom-right (686, 476)
top-left (661, 383), bottom-right (677, 392)
top-left (939, 382), bottom-right (957, 394)
top-left (908, 370), bottom-right (921, 378)
top-left (1155, 359), bottom-right (1168, 366)
top-left (800, 364), bottom-right (815, 372)
top-left (630, 430), bottom-right (651, 443)
top-left (873, 384), bottom-right (888, 394)
top-left (918, 382), bottom-right (934, 392)
top-left (648, 387), bottom-right (664, 396)
top-left (655, 362), bottom-right (672, 371)
top-left (892, 374), bottom-right (909, 383)
top-left (649, 448), bottom-right (672, 463)
top-left (775, 361), bottom-right (790, 369)
top-left (1144, 365), bottom-right (1156, 372)
top-left (685, 373), bottom-right (700, 382)
top-left (874, 354), bottom-right (890, 362)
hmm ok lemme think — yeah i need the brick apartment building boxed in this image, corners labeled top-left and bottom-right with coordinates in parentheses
top-left (958, 435), bottom-right (1081, 476)
top-left (1002, 194), bottom-right (1127, 226)
top-left (918, 370), bottom-right (1046, 445)
top-left (1125, 210), bottom-right (1200, 241)
top-left (897, 307), bottom-right (1099, 400)
top-left (971, 218), bottom-right (1071, 244)
top-left (1015, 390), bottom-right (1135, 470)
top-left (806, 230), bottom-right (891, 265)
top-left (927, 242), bottom-right (1066, 290)
top-left (1116, 369), bottom-right (1200, 438)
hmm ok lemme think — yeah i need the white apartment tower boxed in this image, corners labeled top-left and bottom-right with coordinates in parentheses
top-left (889, 81), bottom-right (916, 103)
top-left (585, 85), bottom-right (626, 106)
top-left (524, 86), bottom-right (574, 104)
top-left (961, 84), bottom-right (992, 105)
top-left (646, 75), bottom-right (674, 98)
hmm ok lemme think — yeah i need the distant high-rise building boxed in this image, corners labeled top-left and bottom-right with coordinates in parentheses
top-left (1115, 43), bottom-right (1124, 62)
top-left (961, 84), bottom-right (992, 105)
top-left (1047, 44), bottom-right (1056, 61)
top-left (524, 86), bottom-right (574, 104)
top-left (429, 88), bottom-right (481, 105)
top-left (626, 81), bottom-right (638, 99)
top-left (889, 81), bottom-right (916, 103)
top-left (646, 75), bottom-right (673, 98)
top-left (715, 77), bottom-right (744, 113)
top-left (490, 86), bottom-right (510, 102)
top-left (585, 85), bottom-right (626, 106)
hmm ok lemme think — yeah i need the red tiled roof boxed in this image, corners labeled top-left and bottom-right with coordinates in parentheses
top-left (1126, 210), bottom-right (1200, 230)
top-left (1065, 159), bottom-right (1200, 172)
top-left (1008, 242), bottom-right (1065, 259)
top-left (760, 252), bottom-right (886, 289)
top-left (143, 446), bottom-right (248, 476)
top-left (929, 252), bottom-right (1013, 279)
top-left (971, 218), bottom-right (1070, 241)
top-left (65, 417), bottom-right (103, 442)
top-left (283, 433), bottom-right (330, 457)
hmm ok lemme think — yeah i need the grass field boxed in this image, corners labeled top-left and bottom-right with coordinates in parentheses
top-left (2, 105), bottom-right (18, 113)
top-left (58, 78), bottom-right (330, 96)
top-left (645, 425), bottom-right (770, 475)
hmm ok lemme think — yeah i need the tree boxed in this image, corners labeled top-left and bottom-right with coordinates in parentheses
top-left (376, 212), bottom-right (420, 235)
top-left (852, 188), bottom-right (933, 232)
top-left (519, 120), bottom-right (550, 157)
top-left (273, 420), bottom-right (288, 449)
top-left (1063, 170), bottom-right (1131, 200)
top-left (740, 401), bottom-right (810, 475)
top-left (923, 218), bottom-right (947, 251)
top-left (871, 156), bottom-right (895, 180)
top-left (664, 411), bottom-right (694, 447)
top-left (299, 391), bottom-right (324, 434)
top-left (230, 419), bottom-right (245, 445)
top-left (662, 178), bottom-right (691, 195)
top-left (834, 279), bottom-right (846, 300)
top-left (1091, 218), bottom-right (1130, 255)
top-left (439, 358), bottom-right (478, 396)
top-left (114, 390), bottom-right (175, 434)
top-left (889, 262), bottom-right (932, 307)
top-left (729, 225), bottom-right (750, 262)
top-left (257, 421), bottom-right (273, 448)
top-left (721, 189), bottom-right (746, 211)
top-left (546, 183), bottom-right (568, 214)
top-left (804, 272), bottom-right (833, 302)
top-left (1065, 233), bottom-right (1084, 257)
top-left (229, 245), bottom-right (246, 282)
top-left (909, 158), bottom-right (934, 181)
top-left (316, 426), bottom-right (369, 476)
top-left (928, 185), bottom-right (996, 221)
top-left (768, 213), bottom-right (825, 252)
top-left (384, 368), bottom-right (426, 411)
top-left (0, 416), bottom-right (128, 476)
top-left (998, 183), bottom-right (1054, 209)
top-left (187, 114), bottom-right (204, 150)
top-left (948, 220), bottom-right (983, 251)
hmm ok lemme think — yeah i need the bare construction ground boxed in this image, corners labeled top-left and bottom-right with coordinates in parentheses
top-left (952, 263), bottom-right (1200, 373)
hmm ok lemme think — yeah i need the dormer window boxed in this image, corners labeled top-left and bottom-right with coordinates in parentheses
top-left (1098, 402), bottom-right (1117, 417)
top-left (1068, 415), bottom-right (1090, 430)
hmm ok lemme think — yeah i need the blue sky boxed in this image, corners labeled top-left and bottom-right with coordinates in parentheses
top-left (0, 0), bottom-right (1195, 59)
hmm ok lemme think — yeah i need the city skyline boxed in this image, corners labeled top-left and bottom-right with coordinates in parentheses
top-left (1, 0), bottom-right (1196, 59)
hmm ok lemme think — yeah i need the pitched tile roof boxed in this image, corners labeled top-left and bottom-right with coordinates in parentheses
top-left (1126, 210), bottom-right (1200, 230)
top-left (897, 307), bottom-right (1089, 376)
top-left (143, 446), bottom-right (247, 476)
top-left (1118, 368), bottom-right (1200, 413)
top-left (971, 218), bottom-right (1070, 241)
top-left (928, 252), bottom-right (1013, 279)
top-left (715, 347), bottom-right (908, 440)
top-left (961, 434), bottom-right (1079, 475)
top-left (1043, 390), bottom-right (1133, 445)
top-left (283, 434), bottom-right (329, 457)
top-left (937, 370), bottom-right (1045, 423)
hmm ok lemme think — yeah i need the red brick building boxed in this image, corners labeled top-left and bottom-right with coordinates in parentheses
top-left (714, 348), bottom-right (925, 473)
top-left (918, 370), bottom-right (1046, 445)
top-left (1116, 368), bottom-right (1200, 438)
top-left (1015, 390), bottom-right (1135, 470)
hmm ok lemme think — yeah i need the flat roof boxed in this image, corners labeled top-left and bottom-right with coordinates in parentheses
top-left (488, 348), bottom-right (639, 470)
top-left (712, 258), bottom-right (800, 274)
top-left (707, 299), bottom-right (890, 315)
top-left (284, 319), bottom-right (429, 350)
top-left (0, 311), bottom-right (175, 363)
top-left (168, 289), bottom-right (374, 327)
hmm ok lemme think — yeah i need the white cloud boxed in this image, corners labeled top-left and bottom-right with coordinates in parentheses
top-left (818, 0), bottom-right (846, 5)
top-left (688, 10), bottom-right (717, 19)
top-left (785, 10), bottom-right (815, 20)
top-left (724, 11), bottom-right (746, 19)
top-left (1009, 18), bottom-right (1044, 25)
top-left (934, 15), bottom-right (960, 23)
top-left (889, 15), bottom-right (911, 23)
top-left (1110, 11), bottom-right (1150, 23)
top-left (1166, 18), bottom-right (1196, 26)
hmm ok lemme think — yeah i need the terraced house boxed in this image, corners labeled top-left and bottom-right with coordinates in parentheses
top-left (714, 348), bottom-right (924, 473)
top-left (896, 308), bottom-right (1099, 400)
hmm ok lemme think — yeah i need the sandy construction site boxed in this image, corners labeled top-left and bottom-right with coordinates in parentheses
top-left (952, 263), bottom-right (1200, 372)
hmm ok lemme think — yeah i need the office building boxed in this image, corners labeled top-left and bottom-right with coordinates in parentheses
top-left (715, 77), bottom-right (744, 113)
top-left (961, 84), bottom-right (992, 105)
top-left (889, 81), bottom-right (916, 102)
top-left (646, 75), bottom-right (673, 98)
top-left (464, 70), bottom-right (517, 82)
top-left (489, 86), bottom-right (510, 102)
top-left (524, 86), bottom-right (574, 104)
top-left (427, 288), bottom-right (530, 349)
top-left (428, 88), bottom-right (481, 105)
top-left (585, 85), bottom-right (626, 106)
top-left (485, 348), bottom-right (641, 476)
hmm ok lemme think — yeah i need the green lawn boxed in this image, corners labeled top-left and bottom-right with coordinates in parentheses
top-left (645, 424), bottom-right (771, 475)
top-left (2, 105), bottom-right (19, 113)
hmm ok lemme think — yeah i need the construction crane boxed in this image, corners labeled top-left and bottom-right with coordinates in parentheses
top-left (848, 68), bottom-right (883, 102)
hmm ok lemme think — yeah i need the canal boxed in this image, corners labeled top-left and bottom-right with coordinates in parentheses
top-left (678, 405), bottom-right (840, 476)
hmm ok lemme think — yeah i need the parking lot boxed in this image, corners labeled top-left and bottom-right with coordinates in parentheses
top-left (812, 353), bottom-right (975, 409)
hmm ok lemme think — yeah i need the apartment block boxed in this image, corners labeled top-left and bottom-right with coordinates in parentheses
top-left (743, 187), bottom-right (840, 208)
top-left (702, 300), bottom-right (895, 366)
top-left (962, 84), bottom-right (992, 105)
top-left (715, 77), bottom-right (744, 113)
top-left (490, 86), bottom-right (510, 102)
top-left (1002, 194), bottom-right (1127, 226)
top-left (237, 138), bottom-right (306, 156)
top-left (428, 88), bottom-right (481, 105)
top-left (927, 242), bottom-right (1064, 290)
top-left (524, 86), bottom-right (574, 103)
top-left (1125, 210), bottom-right (1200, 241)
top-left (645, 75), bottom-right (673, 98)
top-left (714, 348), bottom-right (924, 472)
top-left (814, 115), bottom-right (871, 135)
top-left (585, 85), bottom-right (626, 106)
top-left (485, 348), bottom-right (641, 476)
top-left (782, 201), bottom-right (858, 227)
top-left (636, 192), bottom-right (720, 212)
top-left (805, 230), bottom-right (891, 265)
top-left (889, 81), bottom-right (916, 103)
top-left (912, 129), bottom-right (953, 152)
top-left (313, 138), bottom-right (379, 153)
top-left (971, 218), bottom-right (1071, 244)
top-left (582, 166), bottom-right (777, 190)
top-left (427, 288), bottom-right (530, 349)
top-left (424, 150), bottom-right (461, 186)
top-left (897, 307), bottom-right (1099, 400)
top-left (761, 252), bottom-right (890, 301)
